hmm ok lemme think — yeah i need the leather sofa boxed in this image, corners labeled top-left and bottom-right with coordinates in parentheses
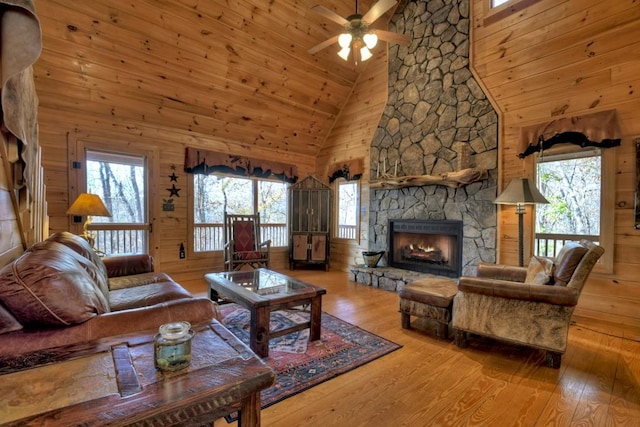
top-left (0, 232), bottom-right (220, 360)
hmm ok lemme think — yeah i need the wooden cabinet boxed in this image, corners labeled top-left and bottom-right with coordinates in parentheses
top-left (289, 176), bottom-right (331, 270)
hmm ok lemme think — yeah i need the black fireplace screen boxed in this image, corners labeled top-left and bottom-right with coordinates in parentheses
top-left (387, 219), bottom-right (463, 277)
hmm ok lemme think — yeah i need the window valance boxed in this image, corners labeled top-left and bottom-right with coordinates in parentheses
top-left (184, 147), bottom-right (298, 183)
top-left (519, 109), bottom-right (621, 158)
top-left (327, 159), bottom-right (363, 183)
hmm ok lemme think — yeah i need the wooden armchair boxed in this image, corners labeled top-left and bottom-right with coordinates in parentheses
top-left (223, 213), bottom-right (271, 271)
top-left (452, 240), bottom-right (604, 368)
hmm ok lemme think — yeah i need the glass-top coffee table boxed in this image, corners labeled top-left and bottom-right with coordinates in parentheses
top-left (204, 269), bottom-right (327, 358)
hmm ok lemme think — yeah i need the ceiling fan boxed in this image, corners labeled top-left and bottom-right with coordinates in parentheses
top-left (308, 0), bottom-right (409, 64)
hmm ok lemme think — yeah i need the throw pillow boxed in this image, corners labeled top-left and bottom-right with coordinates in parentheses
top-left (553, 242), bottom-right (588, 285)
top-left (525, 256), bottom-right (555, 285)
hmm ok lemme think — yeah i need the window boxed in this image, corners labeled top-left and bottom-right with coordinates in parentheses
top-left (534, 147), bottom-right (614, 273)
top-left (85, 150), bottom-right (149, 255)
top-left (484, 0), bottom-right (542, 26)
top-left (192, 174), bottom-right (287, 252)
top-left (335, 180), bottom-right (359, 240)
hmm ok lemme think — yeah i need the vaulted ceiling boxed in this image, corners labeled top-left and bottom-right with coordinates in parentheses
top-left (34, 0), bottom-right (397, 159)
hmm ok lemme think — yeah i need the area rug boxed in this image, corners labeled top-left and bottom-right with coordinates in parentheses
top-left (219, 304), bottom-right (401, 422)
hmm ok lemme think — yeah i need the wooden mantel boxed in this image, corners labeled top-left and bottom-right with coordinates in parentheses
top-left (370, 168), bottom-right (488, 189)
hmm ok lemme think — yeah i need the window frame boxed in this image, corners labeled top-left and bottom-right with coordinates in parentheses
top-left (188, 173), bottom-right (289, 257)
top-left (532, 145), bottom-right (614, 274)
top-left (85, 149), bottom-right (150, 254)
top-left (70, 136), bottom-right (157, 258)
top-left (333, 178), bottom-right (360, 243)
top-left (483, 0), bottom-right (542, 26)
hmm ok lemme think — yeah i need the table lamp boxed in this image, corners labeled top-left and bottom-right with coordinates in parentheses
top-left (67, 193), bottom-right (112, 251)
top-left (494, 178), bottom-right (549, 266)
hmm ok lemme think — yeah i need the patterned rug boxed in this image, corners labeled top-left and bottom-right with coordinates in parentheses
top-left (220, 304), bottom-right (401, 422)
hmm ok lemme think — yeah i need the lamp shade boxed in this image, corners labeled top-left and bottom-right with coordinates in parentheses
top-left (494, 178), bottom-right (549, 205)
top-left (338, 33), bottom-right (352, 49)
top-left (363, 32), bottom-right (378, 49)
top-left (66, 193), bottom-right (112, 217)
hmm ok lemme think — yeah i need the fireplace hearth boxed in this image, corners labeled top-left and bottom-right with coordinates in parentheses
top-left (388, 219), bottom-right (463, 278)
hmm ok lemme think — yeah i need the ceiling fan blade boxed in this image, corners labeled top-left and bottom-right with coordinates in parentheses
top-left (373, 29), bottom-right (410, 45)
top-left (362, 0), bottom-right (397, 24)
top-left (310, 5), bottom-right (349, 26)
top-left (308, 35), bottom-right (340, 55)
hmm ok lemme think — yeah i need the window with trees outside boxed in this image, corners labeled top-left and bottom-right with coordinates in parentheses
top-left (534, 149), bottom-right (602, 257)
top-left (336, 180), bottom-right (359, 240)
top-left (85, 150), bottom-right (148, 255)
top-left (192, 174), bottom-right (288, 252)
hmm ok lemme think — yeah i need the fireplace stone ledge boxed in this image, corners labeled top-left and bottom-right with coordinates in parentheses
top-left (349, 265), bottom-right (457, 293)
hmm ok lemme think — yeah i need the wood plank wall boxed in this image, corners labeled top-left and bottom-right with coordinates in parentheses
top-left (32, 0), bottom-right (353, 282)
top-left (471, 0), bottom-right (640, 327)
top-left (316, 48), bottom-right (390, 272)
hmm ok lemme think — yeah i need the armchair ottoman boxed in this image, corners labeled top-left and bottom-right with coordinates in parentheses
top-left (399, 277), bottom-right (458, 339)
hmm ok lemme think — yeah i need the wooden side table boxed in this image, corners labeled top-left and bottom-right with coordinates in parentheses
top-left (0, 321), bottom-right (275, 427)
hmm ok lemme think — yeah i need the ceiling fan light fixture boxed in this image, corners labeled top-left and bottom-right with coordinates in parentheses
top-left (359, 46), bottom-right (373, 61)
top-left (338, 47), bottom-right (351, 61)
top-left (338, 32), bottom-right (353, 49)
top-left (363, 32), bottom-right (378, 49)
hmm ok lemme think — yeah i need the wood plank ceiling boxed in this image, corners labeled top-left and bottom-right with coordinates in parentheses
top-left (34, 0), bottom-right (388, 159)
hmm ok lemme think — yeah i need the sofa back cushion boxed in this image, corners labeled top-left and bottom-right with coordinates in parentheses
top-left (45, 231), bottom-right (110, 298)
top-left (553, 242), bottom-right (588, 286)
top-left (0, 242), bottom-right (110, 327)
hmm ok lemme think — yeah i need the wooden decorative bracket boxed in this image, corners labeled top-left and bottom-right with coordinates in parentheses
top-left (369, 168), bottom-right (488, 189)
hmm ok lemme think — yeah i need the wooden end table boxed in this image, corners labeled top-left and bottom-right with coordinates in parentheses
top-left (205, 269), bottom-right (327, 358)
top-left (0, 321), bottom-right (275, 427)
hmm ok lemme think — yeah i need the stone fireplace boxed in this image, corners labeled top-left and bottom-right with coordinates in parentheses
top-left (388, 219), bottom-right (463, 277)
top-left (367, 0), bottom-right (499, 277)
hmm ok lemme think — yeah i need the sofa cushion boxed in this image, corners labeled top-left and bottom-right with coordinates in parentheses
top-left (108, 272), bottom-right (174, 291)
top-left (0, 302), bottom-right (22, 334)
top-left (109, 281), bottom-right (193, 311)
top-left (37, 232), bottom-right (110, 299)
top-left (553, 242), bottom-right (588, 286)
top-left (525, 256), bottom-right (555, 285)
top-left (0, 242), bottom-right (110, 326)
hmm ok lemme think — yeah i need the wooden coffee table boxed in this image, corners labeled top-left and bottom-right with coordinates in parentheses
top-left (0, 321), bottom-right (275, 427)
top-left (205, 269), bottom-right (327, 358)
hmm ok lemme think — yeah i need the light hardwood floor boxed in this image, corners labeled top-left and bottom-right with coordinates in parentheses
top-left (192, 270), bottom-right (640, 427)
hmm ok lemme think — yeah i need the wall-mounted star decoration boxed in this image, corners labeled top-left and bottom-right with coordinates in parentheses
top-left (167, 184), bottom-right (180, 197)
top-left (169, 172), bottom-right (178, 182)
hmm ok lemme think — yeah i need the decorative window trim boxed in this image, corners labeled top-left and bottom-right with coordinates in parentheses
top-left (184, 147), bottom-right (298, 183)
top-left (519, 110), bottom-right (622, 159)
top-left (328, 159), bottom-right (363, 183)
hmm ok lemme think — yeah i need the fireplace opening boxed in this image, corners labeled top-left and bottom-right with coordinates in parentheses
top-left (388, 219), bottom-right (463, 277)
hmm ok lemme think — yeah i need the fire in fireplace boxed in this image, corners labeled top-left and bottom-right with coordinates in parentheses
top-left (387, 219), bottom-right (463, 277)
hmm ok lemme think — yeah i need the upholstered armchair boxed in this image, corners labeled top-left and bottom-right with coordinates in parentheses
top-left (452, 240), bottom-right (604, 368)
top-left (223, 213), bottom-right (271, 271)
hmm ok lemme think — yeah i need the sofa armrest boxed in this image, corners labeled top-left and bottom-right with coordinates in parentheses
top-left (476, 262), bottom-right (528, 282)
top-left (89, 297), bottom-right (221, 338)
top-left (0, 298), bottom-right (221, 359)
top-left (457, 277), bottom-right (579, 306)
top-left (103, 254), bottom-right (154, 278)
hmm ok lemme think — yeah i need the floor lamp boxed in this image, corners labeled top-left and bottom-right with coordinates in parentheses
top-left (494, 178), bottom-right (549, 266)
top-left (66, 193), bottom-right (112, 252)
